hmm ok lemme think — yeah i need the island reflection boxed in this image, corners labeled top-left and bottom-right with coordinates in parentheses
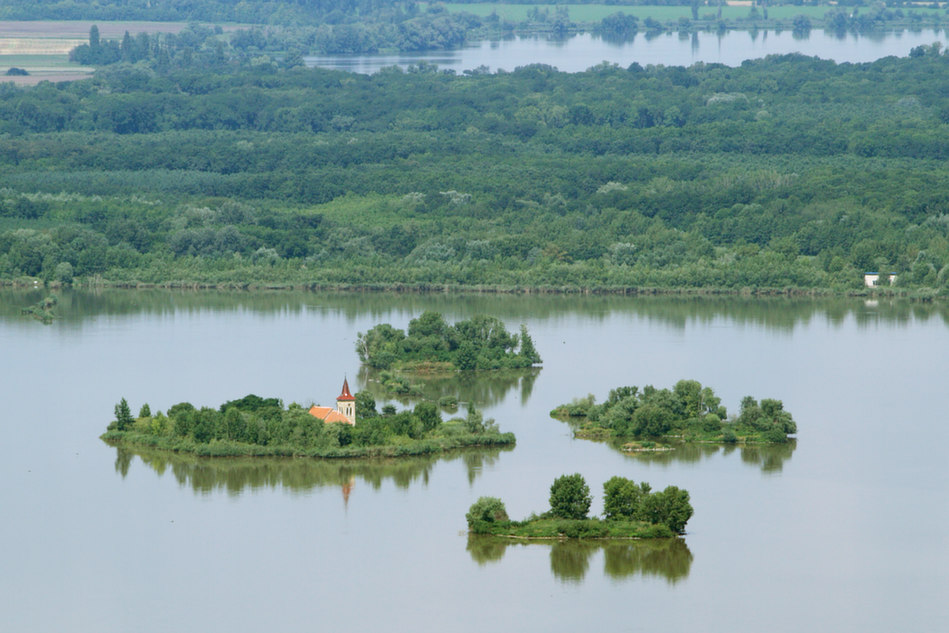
top-left (112, 445), bottom-right (511, 498)
top-left (357, 365), bottom-right (539, 408)
top-left (467, 535), bottom-right (692, 584)
top-left (609, 438), bottom-right (797, 473)
top-left (4, 288), bottom-right (949, 333)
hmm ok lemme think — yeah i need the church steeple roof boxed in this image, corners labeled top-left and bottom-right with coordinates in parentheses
top-left (337, 378), bottom-right (355, 401)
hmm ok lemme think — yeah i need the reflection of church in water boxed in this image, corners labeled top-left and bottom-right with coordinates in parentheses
top-left (341, 477), bottom-right (354, 506)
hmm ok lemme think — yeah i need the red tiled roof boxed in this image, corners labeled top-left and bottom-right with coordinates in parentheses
top-left (308, 405), bottom-right (333, 420)
top-left (323, 410), bottom-right (352, 424)
top-left (337, 378), bottom-right (355, 401)
top-left (308, 405), bottom-right (354, 425)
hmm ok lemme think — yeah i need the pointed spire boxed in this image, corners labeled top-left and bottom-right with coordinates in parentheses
top-left (337, 377), bottom-right (355, 401)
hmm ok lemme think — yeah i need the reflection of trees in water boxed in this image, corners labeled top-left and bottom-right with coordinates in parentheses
top-left (113, 445), bottom-right (510, 497)
top-left (4, 288), bottom-right (949, 332)
top-left (600, 438), bottom-right (796, 473)
top-left (357, 366), bottom-right (539, 409)
top-left (466, 535), bottom-right (692, 584)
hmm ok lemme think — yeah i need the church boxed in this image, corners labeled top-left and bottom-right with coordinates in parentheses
top-left (307, 378), bottom-right (357, 425)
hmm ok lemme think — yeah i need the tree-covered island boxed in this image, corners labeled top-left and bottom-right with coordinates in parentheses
top-left (102, 391), bottom-right (514, 458)
top-left (467, 473), bottom-right (693, 539)
top-left (551, 379), bottom-right (796, 449)
top-left (357, 311), bottom-right (541, 372)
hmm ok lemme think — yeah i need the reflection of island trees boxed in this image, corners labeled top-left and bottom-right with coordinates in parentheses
top-left (357, 365), bottom-right (539, 409)
top-left (6, 288), bottom-right (949, 332)
top-left (466, 535), bottom-right (692, 584)
top-left (605, 439), bottom-right (796, 473)
top-left (113, 445), bottom-right (510, 497)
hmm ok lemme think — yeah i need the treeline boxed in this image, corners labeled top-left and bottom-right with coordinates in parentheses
top-left (0, 0), bottom-right (406, 24)
top-left (68, 10), bottom-right (475, 63)
top-left (4, 55), bottom-right (949, 291)
top-left (552, 380), bottom-right (797, 443)
top-left (357, 311), bottom-right (541, 370)
top-left (467, 472), bottom-right (693, 538)
top-left (104, 393), bottom-right (514, 457)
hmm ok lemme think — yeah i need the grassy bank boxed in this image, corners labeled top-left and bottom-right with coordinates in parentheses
top-left (102, 428), bottom-right (515, 458)
top-left (474, 516), bottom-right (676, 539)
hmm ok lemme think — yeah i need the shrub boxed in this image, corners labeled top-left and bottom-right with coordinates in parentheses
top-left (466, 496), bottom-right (509, 533)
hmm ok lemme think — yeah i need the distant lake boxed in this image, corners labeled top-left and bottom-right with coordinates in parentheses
top-left (305, 28), bottom-right (949, 73)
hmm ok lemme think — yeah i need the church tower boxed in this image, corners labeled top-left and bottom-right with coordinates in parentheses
top-left (336, 378), bottom-right (356, 424)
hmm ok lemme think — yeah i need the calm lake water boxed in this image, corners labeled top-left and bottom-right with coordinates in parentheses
top-left (1, 290), bottom-right (947, 632)
top-left (305, 28), bottom-right (949, 73)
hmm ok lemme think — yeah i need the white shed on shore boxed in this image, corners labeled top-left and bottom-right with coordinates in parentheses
top-left (864, 272), bottom-right (897, 287)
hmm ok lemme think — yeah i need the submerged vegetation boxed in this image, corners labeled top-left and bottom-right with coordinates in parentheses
top-left (357, 311), bottom-right (541, 371)
top-left (467, 472), bottom-right (693, 538)
top-left (20, 293), bottom-right (57, 323)
top-left (102, 392), bottom-right (514, 458)
top-left (551, 379), bottom-right (797, 446)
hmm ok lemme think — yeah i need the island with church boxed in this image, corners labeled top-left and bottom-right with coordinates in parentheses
top-left (101, 379), bottom-right (515, 458)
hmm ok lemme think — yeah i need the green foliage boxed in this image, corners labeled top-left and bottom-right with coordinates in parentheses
top-left (413, 401), bottom-right (441, 432)
top-left (106, 391), bottom-right (514, 457)
top-left (549, 473), bottom-right (592, 520)
top-left (640, 485), bottom-right (694, 534)
top-left (603, 475), bottom-right (650, 520)
top-left (4, 56), bottom-right (949, 292)
top-left (604, 476), bottom-right (693, 534)
top-left (470, 474), bottom-right (689, 538)
top-left (466, 496), bottom-right (509, 533)
top-left (114, 397), bottom-right (133, 431)
top-left (357, 312), bottom-right (541, 371)
top-left (554, 380), bottom-right (795, 444)
top-left (138, 403), bottom-right (150, 418)
top-left (462, 404), bottom-right (497, 434)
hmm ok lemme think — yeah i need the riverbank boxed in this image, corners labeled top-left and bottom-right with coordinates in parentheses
top-left (102, 428), bottom-right (515, 458)
top-left (1, 276), bottom-right (941, 301)
top-left (473, 516), bottom-right (676, 539)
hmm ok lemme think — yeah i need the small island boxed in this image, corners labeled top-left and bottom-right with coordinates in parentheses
top-left (102, 380), bottom-right (514, 459)
top-left (551, 380), bottom-right (797, 449)
top-left (467, 473), bottom-right (693, 540)
top-left (357, 311), bottom-right (541, 373)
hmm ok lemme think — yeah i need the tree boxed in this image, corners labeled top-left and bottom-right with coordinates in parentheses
top-left (138, 403), bottom-right (151, 418)
top-left (466, 496), bottom-right (509, 533)
top-left (518, 324), bottom-right (541, 364)
top-left (549, 473), bottom-right (592, 520)
top-left (456, 341), bottom-right (477, 370)
top-left (355, 391), bottom-right (377, 418)
top-left (115, 398), bottom-right (134, 431)
top-left (413, 401), bottom-right (440, 432)
top-left (603, 476), bottom-right (650, 520)
top-left (641, 486), bottom-right (693, 534)
top-left (89, 25), bottom-right (100, 49)
top-left (464, 405), bottom-right (485, 434)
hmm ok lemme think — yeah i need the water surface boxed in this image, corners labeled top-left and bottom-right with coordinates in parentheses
top-left (1, 289), bottom-right (946, 632)
top-left (306, 29), bottom-right (949, 73)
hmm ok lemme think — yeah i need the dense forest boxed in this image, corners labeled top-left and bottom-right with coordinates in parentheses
top-left (4, 50), bottom-right (949, 293)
